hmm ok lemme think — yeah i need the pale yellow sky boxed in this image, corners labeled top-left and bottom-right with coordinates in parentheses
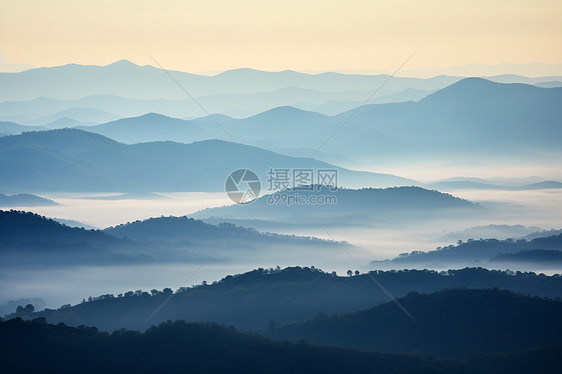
top-left (1, 0), bottom-right (561, 73)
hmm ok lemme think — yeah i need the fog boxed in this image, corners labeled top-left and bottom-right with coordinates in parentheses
top-left (1, 188), bottom-right (561, 312)
top-left (26, 192), bottom-right (234, 228)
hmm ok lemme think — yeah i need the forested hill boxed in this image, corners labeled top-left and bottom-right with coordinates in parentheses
top-left (16, 266), bottom-right (562, 332)
top-left (3, 317), bottom-right (562, 373)
top-left (271, 288), bottom-right (562, 356)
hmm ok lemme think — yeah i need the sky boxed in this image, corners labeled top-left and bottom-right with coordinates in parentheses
top-left (1, 0), bottom-right (561, 74)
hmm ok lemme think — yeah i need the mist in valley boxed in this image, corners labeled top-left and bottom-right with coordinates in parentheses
top-left (2, 185), bottom-right (561, 311)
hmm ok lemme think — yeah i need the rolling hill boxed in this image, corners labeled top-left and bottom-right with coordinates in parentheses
top-left (104, 215), bottom-right (333, 245)
top-left (77, 112), bottom-right (213, 143)
top-left (371, 233), bottom-right (562, 269)
top-left (0, 87), bottom-right (429, 125)
top-left (191, 186), bottom-right (481, 224)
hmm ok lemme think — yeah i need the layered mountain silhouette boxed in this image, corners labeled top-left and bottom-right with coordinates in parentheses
top-left (324, 78), bottom-right (562, 161)
top-left (0, 60), bottom-right (460, 101)
top-left (77, 112), bottom-right (213, 144)
top-left (37, 78), bottom-right (560, 165)
top-left (0, 87), bottom-right (434, 123)
top-left (0, 129), bottom-right (414, 192)
top-left (2, 76), bottom-right (560, 167)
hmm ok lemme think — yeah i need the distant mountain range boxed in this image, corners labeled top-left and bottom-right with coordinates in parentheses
top-left (0, 88), bottom-right (434, 124)
top-left (0, 128), bottom-right (414, 193)
top-left (2, 60), bottom-right (560, 126)
top-left (2, 60), bottom-right (559, 101)
top-left (325, 78), bottom-right (562, 164)
top-left (2, 77), bottom-right (560, 168)
top-left (12, 77), bottom-right (556, 167)
top-left (0, 60), bottom-right (462, 102)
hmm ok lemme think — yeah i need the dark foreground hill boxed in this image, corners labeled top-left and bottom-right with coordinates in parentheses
top-left (3, 318), bottom-right (561, 374)
top-left (20, 266), bottom-right (562, 331)
top-left (271, 288), bottom-right (562, 357)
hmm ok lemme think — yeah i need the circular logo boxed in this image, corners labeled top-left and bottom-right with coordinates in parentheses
top-left (225, 169), bottom-right (261, 204)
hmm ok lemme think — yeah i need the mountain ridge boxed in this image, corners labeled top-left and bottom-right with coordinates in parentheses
top-left (0, 128), bottom-right (415, 192)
